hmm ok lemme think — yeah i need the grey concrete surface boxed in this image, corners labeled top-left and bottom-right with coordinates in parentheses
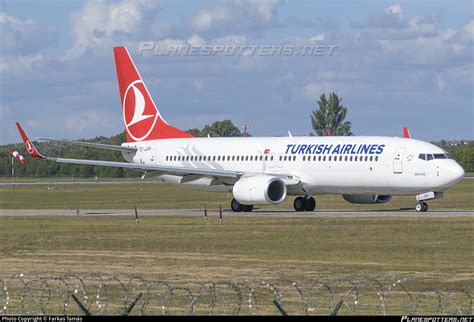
top-left (0, 208), bottom-right (472, 217)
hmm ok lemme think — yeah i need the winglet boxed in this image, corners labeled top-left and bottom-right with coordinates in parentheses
top-left (403, 127), bottom-right (411, 139)
top-left (15, 122), bottom-right (45, 159)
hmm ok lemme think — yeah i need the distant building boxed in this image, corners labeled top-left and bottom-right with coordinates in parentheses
top-left (432, 140), bottom-right (472, 148)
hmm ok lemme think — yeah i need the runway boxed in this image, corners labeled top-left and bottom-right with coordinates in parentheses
top-left (0, 208), bottom-right (472, 217)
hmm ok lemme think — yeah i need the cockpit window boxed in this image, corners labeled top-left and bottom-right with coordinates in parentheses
top-left (433, 153), bottom-right (447, 159)
top-left (426, 154), bottom-right (434, 161)
top-left (418, 154), bottom-right (426, 161)
top-left (445, 153), bottom-right (452, 159)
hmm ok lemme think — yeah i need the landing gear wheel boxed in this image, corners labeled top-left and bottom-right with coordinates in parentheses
top-left (231, 198), bottom-right (243, 212)
top-left (242, 205), bottom-right (254, 212)
top-left (304, 197), bottom-right (316, 212)
top-left (415, 201), bottom-right (428, 212)
top-left (294, 197), bottom-right (306, 212)
top-left (422, 202), bottom-right (428, 212)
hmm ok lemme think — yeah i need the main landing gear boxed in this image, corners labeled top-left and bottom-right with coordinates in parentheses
top-left (231, 198), bottom-right (254, 212)
top-left (293, 196), bottom-right (316, 212)
top-left (415, 201), bottom-right (428, 212)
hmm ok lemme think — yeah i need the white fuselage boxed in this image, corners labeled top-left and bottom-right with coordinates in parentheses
top-left (121, 136), bottom-right (465, 196)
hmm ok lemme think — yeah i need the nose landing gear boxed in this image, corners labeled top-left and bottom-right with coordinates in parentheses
top-left (415, 191), bottom-right (443, 213)
top-left (415, 201), bottom-right (428, 212)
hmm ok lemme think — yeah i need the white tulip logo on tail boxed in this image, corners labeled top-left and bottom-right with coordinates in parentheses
top-left (26, 141), bottom-right (34, 154)
top-left (123, 80), bottom-right (159, 141)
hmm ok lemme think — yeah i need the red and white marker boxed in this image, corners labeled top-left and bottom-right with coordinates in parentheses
top-left (9, 149), bottom-right (25, 165)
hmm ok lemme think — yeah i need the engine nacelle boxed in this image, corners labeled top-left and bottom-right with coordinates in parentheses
top-left (233, 175), bottom-right (287, 205)
top-left (342, 194), bottom-right (392, 204)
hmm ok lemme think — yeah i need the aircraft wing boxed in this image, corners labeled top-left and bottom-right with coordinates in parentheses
top-left (16, 122), bottom-right (302, 183)
top-left (47, 157), bottom-right (240, 178)
top-left (17, 122), bottom-right (240, 179)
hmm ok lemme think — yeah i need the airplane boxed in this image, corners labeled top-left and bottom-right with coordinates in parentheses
top-left (15, 46), bottom-right (465, 213)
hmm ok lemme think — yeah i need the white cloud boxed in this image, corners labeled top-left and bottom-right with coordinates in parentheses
top-left (64, 0), bottom-right (163, 59)
top-left (1, 2), bottom-right (472, 144)
top-left (191, 6), bottom-right (232, 31)
top-left (0, 12), bottom-right (57, 56)
top-left (189, 0), bottom-right (283, 34)
top-left (384, 4), bottom-right (402, 16)
top-left (211, 34), bottom-right (247, 46)
top-left (309, 34), bottom-right (325, 42)
top-left (238, 0), bottom-right (282, 22)
top-left (355, 4), bottom-right (438, 40)
top-left (187, 34), bottom-right (206, 47)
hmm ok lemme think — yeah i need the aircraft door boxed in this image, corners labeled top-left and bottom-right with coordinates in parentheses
top-left (393, 147), bottom-right (406, 174)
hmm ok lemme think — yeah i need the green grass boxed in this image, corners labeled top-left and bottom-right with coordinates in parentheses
top-left (0, 215), bottom-right (472, 314)
top-left (1, 216), bottom-right (472, 283)
top-left (0, 178), bottom-right (472, 315)
top-left (0, 178), bottom-right (472, 210)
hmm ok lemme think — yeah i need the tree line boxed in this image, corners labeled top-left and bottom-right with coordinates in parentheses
top-left (1, 93), bottom-right (472, 177)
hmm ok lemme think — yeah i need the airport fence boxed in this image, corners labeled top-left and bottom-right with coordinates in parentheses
top-left (0, 274), bottom-right (471, 316)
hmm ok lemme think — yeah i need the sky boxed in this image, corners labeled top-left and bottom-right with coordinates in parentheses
top-left (0, 0), bottom-right (473, 144)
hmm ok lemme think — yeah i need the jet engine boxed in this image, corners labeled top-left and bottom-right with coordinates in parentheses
top-left (342, 194), bottom-right (392, 204)
top-left (233, 175), bottom-right (287, 205)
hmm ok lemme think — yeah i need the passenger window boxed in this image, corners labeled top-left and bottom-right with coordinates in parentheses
top-left (418, 154), bottom-right (426, 161)
top-left (339, 156), bottom-right (343, 161)
top-left (369, 156), bottom-right (373, 161)
top-left (318, 156), bottom-right (321, 161)
top-left (350, 156), bottom-right (353, 161)
top-left (323, 156), bottom-right (326, 161)
top-left (270, 156), bottom-right (274, 161)
top-left (293, 156), bottom-right (296, 161)
top-left (354, 156), bottom-right (358, 161)
top-left (345, 156), bottom-right (348, 161)
top-left (365, 156), bottom-right (368, 161)
top-left (375, 156), bottom-right (378, 161)
top-left (265, 156), bottom-right (268, 161)
top-left (328, 156), bottom-right (331, 161)
top-left (313, 156), bottom-right (316, 161)
top-left (426, 154), bottom-right (433, 161)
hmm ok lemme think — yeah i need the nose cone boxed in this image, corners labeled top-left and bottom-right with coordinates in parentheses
top-left (445, 162), bottom-right (465, 186)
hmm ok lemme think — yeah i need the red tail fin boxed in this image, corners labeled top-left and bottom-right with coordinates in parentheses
top-left (15, 122), bottom-right (45, 159)
top-left (403, 127), bottom-right (411, 139)
top-left (113, 46), bottom-right (193, 142)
